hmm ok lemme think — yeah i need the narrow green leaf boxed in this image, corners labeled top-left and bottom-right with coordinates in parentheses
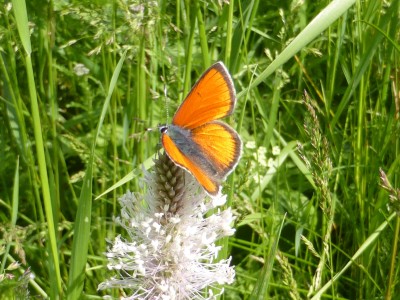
top-left (12, 0), bottom-right (62, 296)
top-left (238, 0), bottom-right (356, 98)
top-left (11, 0), bottom-right (31, 54)
top-left (67, 50), bottom-right (127, 299)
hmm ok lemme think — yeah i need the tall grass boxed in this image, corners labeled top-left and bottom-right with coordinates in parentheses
top-left (0, 0), bottom-right (399, 299)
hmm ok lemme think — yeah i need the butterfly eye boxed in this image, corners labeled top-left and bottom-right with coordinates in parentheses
top-left (160, 126), bottom-right (168, 134)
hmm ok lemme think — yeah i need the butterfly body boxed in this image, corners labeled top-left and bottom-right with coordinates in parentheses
top-left (161, 62), bottom-right (241, 196)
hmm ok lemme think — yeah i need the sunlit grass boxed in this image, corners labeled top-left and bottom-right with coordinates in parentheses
top-left (0, 0), bottom-right (399, 299)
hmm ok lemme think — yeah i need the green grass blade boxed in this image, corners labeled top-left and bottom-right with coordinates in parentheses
top-left (183, 1), bottom-right (196, 97)
top-left (10, 0), bottom-right (31, 55)
top-left (66, 50), bottom-right (127, 299)
top-left (95, 154), bottom-right (156, 200)
top-left (230, 0), bottom-right (259, 71)
top-left (10, 158), bottom-right (19, 227)
top-left (0, 158), bottom-right (19, 274)
top-left (250, 214), bottom-right (285, 299)
top-left (11, 0), bottom-right (61, 296)
top-left (224, 0), bottom-right (234, 64)
top-left (311, 212), bottom-right (397, 299)
top-left (331, 0), bottom-right (399, 128)
top-left (196, 1), bottom-right (209, 66)
top-left (238, 0), bottom-right (356, 98)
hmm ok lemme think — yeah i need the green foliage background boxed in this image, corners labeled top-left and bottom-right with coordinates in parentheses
top-left (0, 0), bottom-right (399, 299)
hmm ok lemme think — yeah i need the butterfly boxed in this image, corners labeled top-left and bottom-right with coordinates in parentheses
top-left (160, 62), bottom-right (242, 196)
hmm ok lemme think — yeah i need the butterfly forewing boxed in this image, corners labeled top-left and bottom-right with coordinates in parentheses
top-left (172, 62), bottom-right (236, 129)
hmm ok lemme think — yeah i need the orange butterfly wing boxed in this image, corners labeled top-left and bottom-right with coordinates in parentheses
top-left (162, 133), bottom-right (220, 195)
top-left (172, 62), bottom-right (236, 129)
top-left (161, 121), bottom-right (241, 196)
top-left (190, 121), bottom-right (241, 177)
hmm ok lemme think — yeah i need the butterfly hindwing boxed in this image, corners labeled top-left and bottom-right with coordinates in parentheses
top-left (190, 121), bottom-right (242, 177)
top-left (162, 132), bottom-right (220, 195)
top-left (161, 121), bottom-right (241, 196)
